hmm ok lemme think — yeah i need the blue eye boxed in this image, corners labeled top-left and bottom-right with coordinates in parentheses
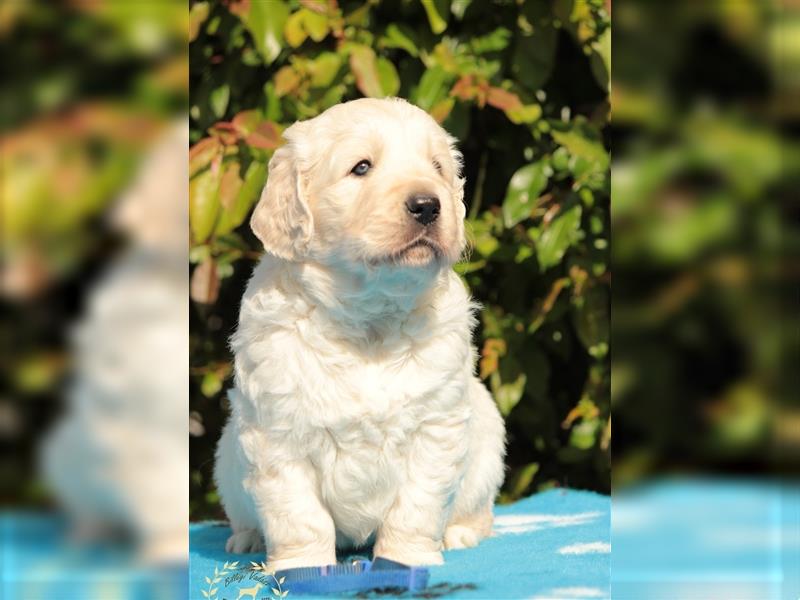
top-left (350, 160), bottom-right (371, 176)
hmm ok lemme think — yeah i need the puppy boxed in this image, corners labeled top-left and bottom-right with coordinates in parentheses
top-left (215, 98), bottom-right (505, 570)
top-left (40, 120), bottom-right (189, 563)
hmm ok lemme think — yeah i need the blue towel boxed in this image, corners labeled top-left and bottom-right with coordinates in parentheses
top-left (190, 488), bottom-right (611, 599)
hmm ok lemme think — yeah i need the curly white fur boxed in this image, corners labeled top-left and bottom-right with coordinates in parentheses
top-left (215, 98), bottom-right (505, 570)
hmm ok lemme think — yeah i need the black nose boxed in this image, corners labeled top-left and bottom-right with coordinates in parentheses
top-left (405, 194), bottom-right (440, 225)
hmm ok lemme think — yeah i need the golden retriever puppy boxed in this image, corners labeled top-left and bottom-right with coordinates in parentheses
top-left (215, 97), bottom-right (505, 570)
top-left (40, 120), bottom-right (189, 563)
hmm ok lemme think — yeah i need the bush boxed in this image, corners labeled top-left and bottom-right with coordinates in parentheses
top-left (189, 0), bottom-right (611, 520)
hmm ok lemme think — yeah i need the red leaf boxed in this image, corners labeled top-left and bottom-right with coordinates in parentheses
top-left (245, 122), bottom-right (282, 150)
top-left (487, 87), bottom-right (523, 112)
top-left (191, 258), bottom-right (220, 305)
top-left (227, 0), bottom-right (250, 18)
top-left (189, 137), bottom-right (222, 177)
top-left (300, 0), bottom-right (337, 15)
top-left (208, 121), bottom-right (239, 145)
top-left (232, 110), bottom-right (262, 136)
top-left (349, 45), bottom-right (383, 98)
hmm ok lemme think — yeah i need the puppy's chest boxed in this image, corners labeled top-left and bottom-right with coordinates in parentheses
top-left (309, 360), bottom-right (431, 446)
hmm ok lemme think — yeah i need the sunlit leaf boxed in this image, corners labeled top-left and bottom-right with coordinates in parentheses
top-left (215, 161), bottom-right (267, 235)
top-left (231, 109), bottom-right (261, 136)
top-left (245, 121), bottom-right (282, 150)
top-left (510, 462), bottom-right (539, 499)
top-left (189, 2), bottom-right (209, 42)
top-left (349, 45), bottom-right (383, 98)
top-left (413, 66), bottom-right (451, 111)
top-left (590, 28), bottom-right (611, 91)
top-left (303, 9), bottom-right (329, 41)
top-left (536, 204), bottom-right (582, 270)
top-left (502, 161), bottom-right (549, 228)
top-left (210, 85), bottom-right (230, 119)
top-left (234, 0), bottom-right (289, 65)
top-left (486, 87), bottom-right (523, 112)
top-left (451, 0), bottom-right (472, 20)
top-left (309, 52), bottom-right (342, 88)
top-left (190, 168), bottom-right (221, 243)
top-left (421, 0), bottom-right (449, 34)
top-left (376, 57), bottom-right (400, 96)
top-left (494, 373), bottom-right (527, 416)
top-left (506, 103), bottom-right (542, 124)
top-left (381, 23), bottom-right (419, 56)
top-left (284, 10), bottom-right (307, 47)
top-left (191, 258), bottom-right (220, 305)
top-left (429, 97), bottom-right (455, 123)
top-left (470, 27), bottom-right (511, 54)
top-left (274, 66), bottom-right (301, 96)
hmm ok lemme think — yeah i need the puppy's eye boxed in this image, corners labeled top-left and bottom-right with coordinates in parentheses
top-left (433, 159), bottom-right (443, 174)
top-left (350, 160), bottom-right (372, 176)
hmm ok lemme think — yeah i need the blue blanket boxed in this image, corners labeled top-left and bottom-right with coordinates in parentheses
top-left (189, 489), bottom-right (611, 600)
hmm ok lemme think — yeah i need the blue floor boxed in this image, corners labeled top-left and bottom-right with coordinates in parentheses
top-left (190, 489), bottom-right (610, 600)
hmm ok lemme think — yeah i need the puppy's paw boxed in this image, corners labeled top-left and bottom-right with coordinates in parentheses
top-left (444, 524), bottom-right (480, 550)
top-left (225, 529), bottom-right (265, 554)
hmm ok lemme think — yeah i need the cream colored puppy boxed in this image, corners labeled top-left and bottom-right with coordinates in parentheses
top-left (215, 97), bottom-right (505, 570)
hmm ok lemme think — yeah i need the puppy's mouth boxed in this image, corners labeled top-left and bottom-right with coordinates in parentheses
top-left (373, 238), bottom-right (443, 267)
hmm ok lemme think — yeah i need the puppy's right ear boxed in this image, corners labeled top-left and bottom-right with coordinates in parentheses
top-left (250, 124), bottom-right (313, 260)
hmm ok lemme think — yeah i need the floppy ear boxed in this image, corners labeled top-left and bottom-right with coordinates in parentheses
top-left (250, 128), bottom-right (313, 261)
top-left (449, 139), bottom-right (467, 219)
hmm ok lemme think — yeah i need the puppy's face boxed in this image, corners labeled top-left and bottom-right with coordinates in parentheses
top-left (251, 98), bottom-right (466, 270)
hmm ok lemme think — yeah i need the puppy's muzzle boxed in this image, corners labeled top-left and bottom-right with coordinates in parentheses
top-left (406, 194), bottom-right (440, 226)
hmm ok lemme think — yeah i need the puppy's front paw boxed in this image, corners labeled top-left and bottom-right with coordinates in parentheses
top-left (444, 524), bottom-right (480, 550)
top-left (225, 529), bottom-right (265, 554)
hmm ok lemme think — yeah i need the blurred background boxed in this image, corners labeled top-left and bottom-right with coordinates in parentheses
top-left (611, 1), bottom-right (799, 598)
top-left (188, 0), bottom-right (611, 520)
top-left (1, 1), bottom-right (188, 598)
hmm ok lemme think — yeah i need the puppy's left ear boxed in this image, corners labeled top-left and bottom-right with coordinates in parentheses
top-left (449, 141), bottom-right (466, 219)
top-left (250, 122), bottom-right (313, 261)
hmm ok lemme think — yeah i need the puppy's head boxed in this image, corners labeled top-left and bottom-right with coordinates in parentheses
top-left (251, 98), bottom-right (466, 269)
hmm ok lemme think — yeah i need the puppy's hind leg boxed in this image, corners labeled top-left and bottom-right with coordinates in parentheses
top-left (445, 377), bottom-right (506, 550)
top-left (214, 417), bottom-right (265, 554)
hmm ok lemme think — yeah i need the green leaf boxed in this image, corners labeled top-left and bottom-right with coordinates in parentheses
top-left (189, 1), bottom-right (210, 42)
top-left (190, 168), bottom-right (221, 243)
top-left (215, 160), bottom-right (267, 236)
top-left (284, 10), bottom-right (307, 48)
top-left (201, 371), bottom-right (223, 397)
top-left (506, 103), bottom-right (542, 125)
top-left (569, 420), bottom-right (599, 450)
top-left (494, 373), bottom-right (527, 416)
top-left (412, 66), bottom-right (451, 111)
top-left (381, 23), bottom-right (419, 56)
top-left (551, 129), bottom-right (610, 173)
top-left (236, 0), bottom-right (289, 65)
top-left (210, 85), bottom-right (230, 119)
top-left (470, 27), bottom-right (511, 54)
top-left (421, 0), bottom-right (449, 34)
top-left (511, 28), bottom-right (557, 91)
top-left (590, 28), bottom-right (611, 91)
top-left (451, 0), bottom-right (472, 20)
top-left (573, 284), bottom-right (609, 358)
top-left (303, 9), bottom-right (329, 42)
top-left (502, 162), bottom-right (550, 228)
top-left (510, 463), bottom-right (539, 498)
top-left (376, 57), bottom-right (400, 97)
top-left (309, 52), bottom-right (342, 88)
top-left (536, 205), bottom-right (583, 271)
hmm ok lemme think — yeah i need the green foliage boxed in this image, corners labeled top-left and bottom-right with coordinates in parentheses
top-left (189, 0), bottom-right (610, 519)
